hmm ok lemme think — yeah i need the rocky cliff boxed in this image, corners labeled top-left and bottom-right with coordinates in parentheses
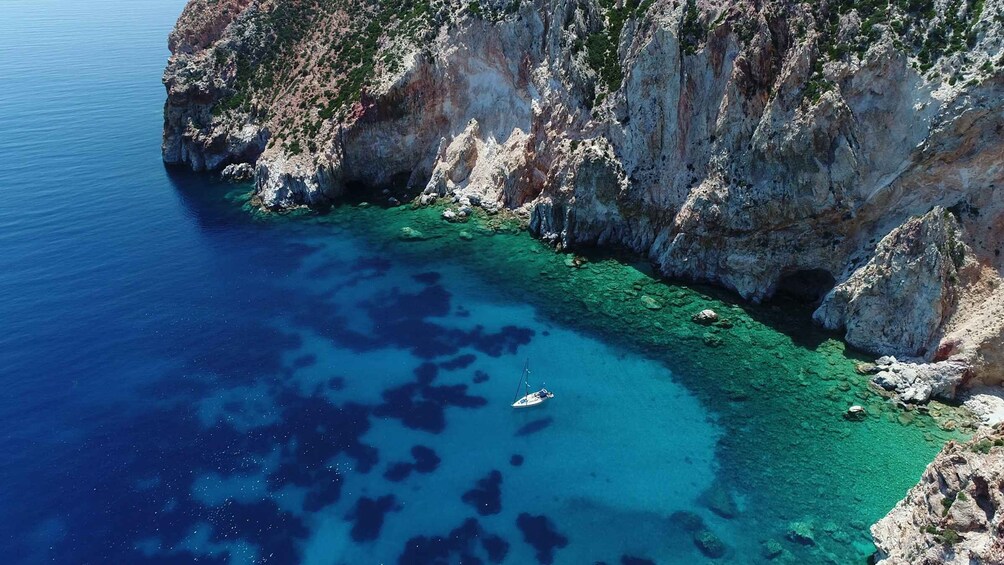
top-left (872, 424), bottom-right (1004, 564)
top-left (162, 0), bottom-right (1004, 382)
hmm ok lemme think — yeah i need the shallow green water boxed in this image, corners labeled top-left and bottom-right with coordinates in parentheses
top-left (279, 197), bottom-right (967, 563)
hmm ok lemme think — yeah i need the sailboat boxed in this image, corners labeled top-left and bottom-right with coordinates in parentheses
top-left (511, 360), bottom-right (553, 408)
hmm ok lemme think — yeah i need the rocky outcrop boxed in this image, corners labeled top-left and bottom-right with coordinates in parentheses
top-left (872, 425), bottom-right (1004, 565)
top-left (870, 356), bottom-right (970, 404)
top-left (221, 162), bottom-right (254, 182)
top-left (162, 0), bottom-right (1004, 382)
top-left (813, 208), bottom-right (966, 359)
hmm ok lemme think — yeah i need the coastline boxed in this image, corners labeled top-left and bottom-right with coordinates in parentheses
top-left (229, 184), bottom-right (974, 562)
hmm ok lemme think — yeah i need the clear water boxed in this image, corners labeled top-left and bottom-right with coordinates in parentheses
top-left (0, 1), bottom-right (965, 564)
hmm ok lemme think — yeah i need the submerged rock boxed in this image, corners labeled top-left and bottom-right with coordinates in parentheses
top-left (398, 227), bottom-right (426, 241)
top-left (640, 295), bottom-right (663, 310)
top-left (702, 332), bottom-right (724, 348)
top-left (693, 529), bottom-right (727, 558)
top-left (669, 510), bottom-right (705, 533)
top-left (786, 520), bottom-right (816, 546)
top-left (761, 539), bottom-right (784, 560)
top-left (692, 310), bottom-right (719, 325)
top-left (855, 362), bottom-right (878, 375)
top-left (700, 481), bottom-right (739, 519)
top-left (844, 405), bottom-right (867, 421)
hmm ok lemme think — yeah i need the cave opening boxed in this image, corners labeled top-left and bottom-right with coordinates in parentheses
top-left (343, 171), bottom-right (417, 207)
top-left (774, 269), bottom-right (836, 304)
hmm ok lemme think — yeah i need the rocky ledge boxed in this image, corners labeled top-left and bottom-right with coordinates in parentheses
top-left (872, 425), bottom-right (1004, 564)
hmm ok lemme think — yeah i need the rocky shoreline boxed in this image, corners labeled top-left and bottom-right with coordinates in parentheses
top-left (163, 0), bottom-right (1004, 561)
top-left (162, 0), bottom-right (1004, 387)
top-left (872, 425), bottom-right (1004, 564)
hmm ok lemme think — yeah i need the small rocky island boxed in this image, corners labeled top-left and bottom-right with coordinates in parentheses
top-left (164, 0), bottom-right (1004, 560)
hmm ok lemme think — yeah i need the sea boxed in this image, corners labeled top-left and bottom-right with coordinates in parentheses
top-left (0, 1), bottom-right (964, 564)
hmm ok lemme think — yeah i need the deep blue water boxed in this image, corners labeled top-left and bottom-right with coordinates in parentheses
top-left (1, 2), bottom-right (726, 563)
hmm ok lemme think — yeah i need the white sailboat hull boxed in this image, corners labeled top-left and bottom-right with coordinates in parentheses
top-left (512, 391), bottom-right (553, 408)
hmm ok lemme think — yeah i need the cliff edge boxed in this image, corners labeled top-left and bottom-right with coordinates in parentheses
top-left (162, 0), bottom-right (1004, 383)
top-left (872, 424), bottom-right (1004, 564)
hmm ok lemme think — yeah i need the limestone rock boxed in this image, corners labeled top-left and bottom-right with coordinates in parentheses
top-left (640, 295), bottom-right (663, 310)
top-left (398, 227), bottom-right (426, 241)
top-left (785, 520), bottom-right (815, 546)
top-left (221, 162), bottom-right (254, 182)
top-left (872, 425), bottom-right (1004, 564)
top-left (961, 387), bottom-right (1004, 426)
top-left (844, 405), bottom-right (866, 421)
top-left (814, 208), bottom-right (965, 358)
top-left (692, 310), bottom-right (719, 325)
top-left (870, 356), bottom-right (970, 403)
top-left (693, 529), bottom-right (727, 558)
top-left (163, 0), bottom-right (1004, 383)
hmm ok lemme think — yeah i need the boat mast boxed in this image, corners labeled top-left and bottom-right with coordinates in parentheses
top-left (513, 359), bottom-right (529, 403)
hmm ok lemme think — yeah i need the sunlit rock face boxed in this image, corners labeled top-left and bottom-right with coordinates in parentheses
top-left (163, 0), bottom-right (1004, 381)
top-left (872, 424), bottom-right (1004, 565)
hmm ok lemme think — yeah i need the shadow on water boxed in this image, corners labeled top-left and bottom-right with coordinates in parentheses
top-left (559, 244), bottom-right (841, 353)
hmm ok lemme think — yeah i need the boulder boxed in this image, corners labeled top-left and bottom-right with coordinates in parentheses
top-left (640, 295), bottom-right (663, 310)
top-left (692, 310), bottom-right (719, 324)
top-left (871, 357), bottom-right (970, 403)
top-left (786, 520), bottom-right (816, 546)
top-left (693, 529), bottom-right (727, 558)
top-left (700, 482), bottom-right (739, 519)
top-left (761, 539), bottom-right (784, 560)
top-left (398, 227), bottom-right (426, 241)
top-left (844, 405), bottom-right (867, 421)
top-left (221, 162), bottom-right (254, 182)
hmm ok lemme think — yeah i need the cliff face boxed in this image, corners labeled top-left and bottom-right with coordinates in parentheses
top-left (163, 0), bottom-right (1004, 382)
top-left (871, 425), bottom-right (1004, 564)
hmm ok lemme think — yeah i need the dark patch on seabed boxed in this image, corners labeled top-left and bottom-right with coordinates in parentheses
top-left (347, 495), bottom-right (399, 541)
top-left (374, 361), bottom-right (488, 433)
top-left (515, 416), bottom-right (554, 436)
top-left (516, 513), bottom-right (569, 565)
top-left (398, 518), bottom-right (509, 564)
top-left (28, 246), bottom-right (542, 564)
top-left (411, 445), bottom-right (440, 472)
top-left (383, 445), bottom-right (440, 481)
top-left (461, 470), bottom-right (504, 516)
top-left (441, 352), bottom-right (477, 370)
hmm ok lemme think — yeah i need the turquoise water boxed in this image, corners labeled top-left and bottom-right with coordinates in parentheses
top-left (0, 1), bottom-right (963, 564)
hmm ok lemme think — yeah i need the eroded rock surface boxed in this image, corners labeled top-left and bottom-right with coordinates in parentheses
top-left (162, 0), bottom-right (1004, 381)
top-left (872, 425), bottom-right (1004, 565)
top-left (871, 355), bottom-right (970, 404)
